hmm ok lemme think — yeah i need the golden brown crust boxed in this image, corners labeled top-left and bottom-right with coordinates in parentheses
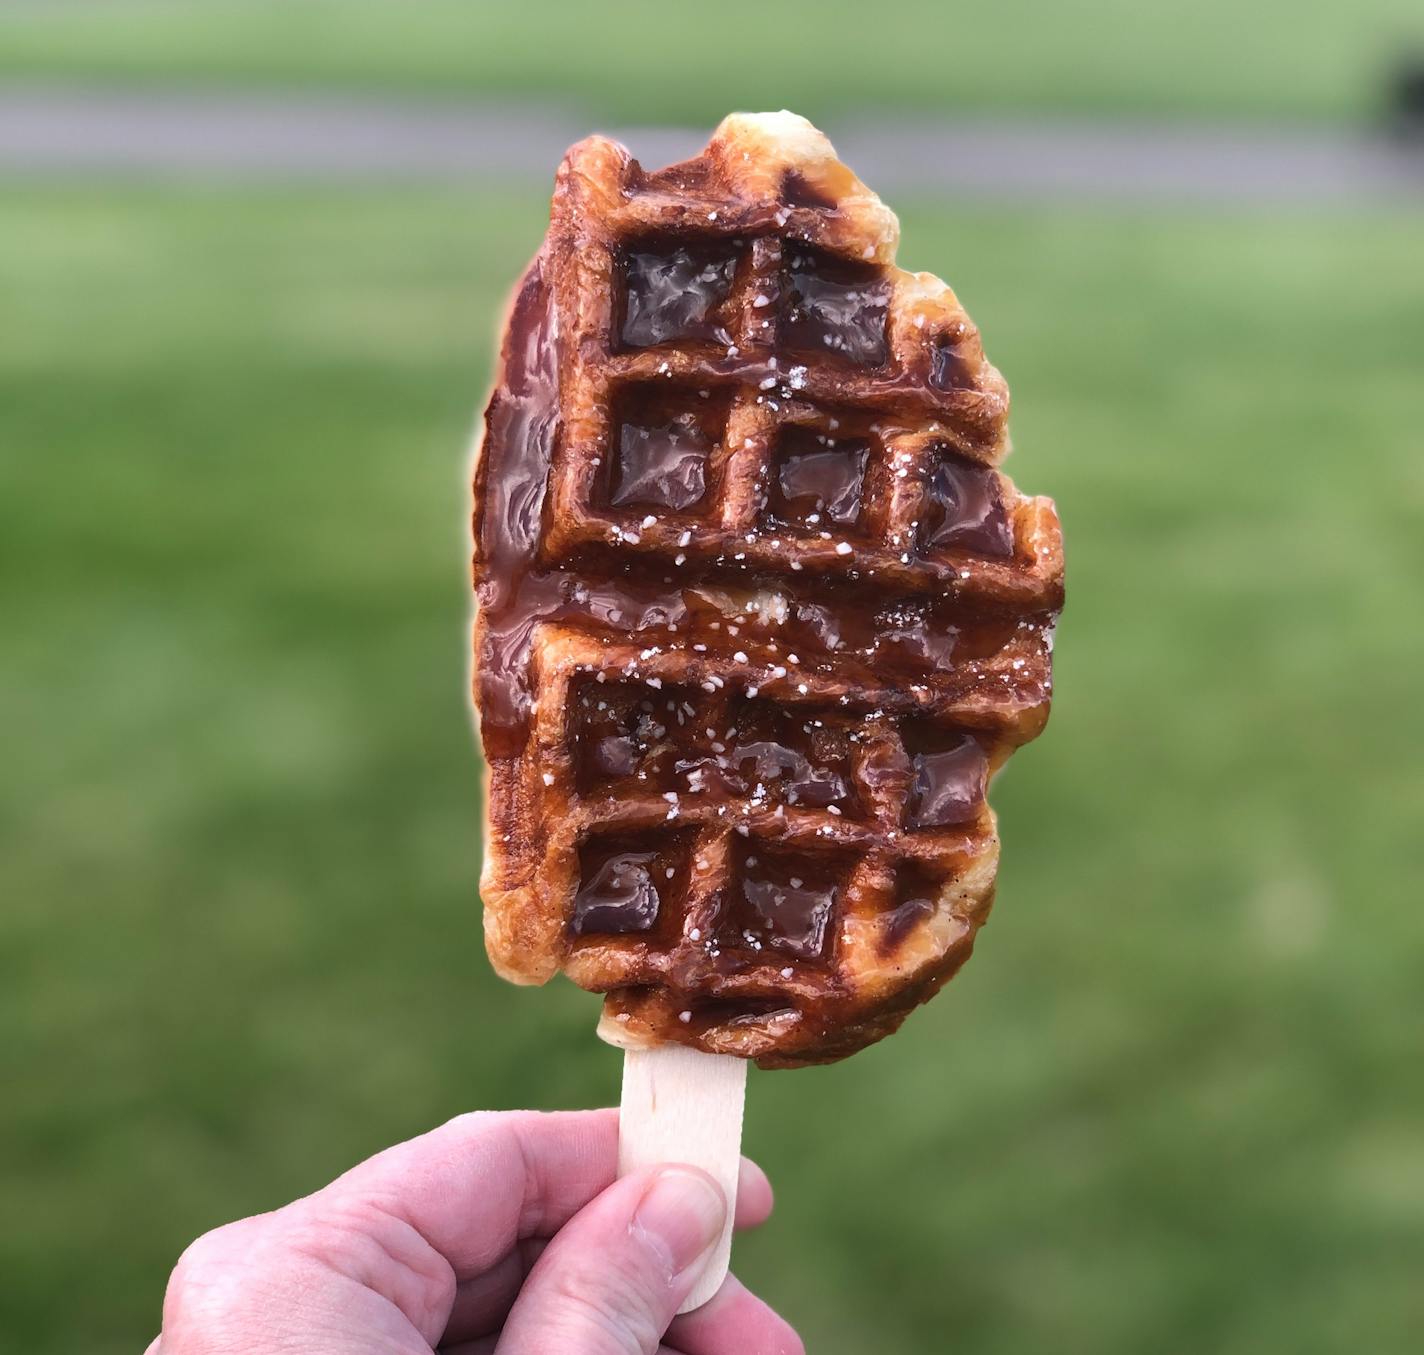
top-left (470, 112), bottom-right (1063, 1067)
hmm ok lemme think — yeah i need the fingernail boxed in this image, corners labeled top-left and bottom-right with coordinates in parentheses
top-left (632, 1167), bottom-right (727, 1275)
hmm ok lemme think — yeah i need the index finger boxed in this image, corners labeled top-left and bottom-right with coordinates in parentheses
top-left (311, 1109), bottom-right (773, 1281)
top-left (312, 1109), bottom-right (618, 1278)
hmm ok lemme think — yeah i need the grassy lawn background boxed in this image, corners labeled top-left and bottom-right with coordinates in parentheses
top-left (1, 0), bottom-right (1422, 126)
top-left (2, 184), bottom-right (1422, 1353)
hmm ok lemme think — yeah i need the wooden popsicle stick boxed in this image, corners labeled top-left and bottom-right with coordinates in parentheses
top-left (619, 1045), bottom-right (748, 1313)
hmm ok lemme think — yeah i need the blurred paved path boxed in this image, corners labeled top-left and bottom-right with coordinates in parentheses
top-left (2, 87), bottom-right (1422, 202)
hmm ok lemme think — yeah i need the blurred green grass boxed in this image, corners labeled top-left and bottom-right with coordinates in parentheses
top-left (1, 0), bottom-right (1422, 125)
top-left (2, 184), bottom-right (1423, 1355)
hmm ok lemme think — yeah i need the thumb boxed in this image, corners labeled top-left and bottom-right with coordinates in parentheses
top-left (494, 1164), bottom-right (727, 1355)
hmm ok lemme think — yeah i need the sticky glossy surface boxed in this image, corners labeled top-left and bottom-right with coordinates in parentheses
top-left (571, 842), bottom-right (663, 934)
top-left (575, 680), bottom-right (688, 791)
top-left (728, 699), bottom-right (854, 811)
top-left (929, 336), bottom-right (974, 391)
top-left (766, 425), bottom-right (869, 528)
top-left (726, 841), bottom-right (843, 960)
top-left (780, 244), bottom-right (891, 366)
top-left (613, 414), bottom-right (711, 511)
top-left (619, 239), bottom-right (739, 349)
top-left (473, 259), bottom-right (564, 757)
top-left (904, 730), bottom-right (988, 830)
top-left (882, 863), bottom-right (943, 951)
top-left (918, 449), bottom-right (1014, 558)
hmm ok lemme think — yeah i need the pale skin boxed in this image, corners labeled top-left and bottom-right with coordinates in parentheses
top-left (147, 1108), bottom-right (802, 1355)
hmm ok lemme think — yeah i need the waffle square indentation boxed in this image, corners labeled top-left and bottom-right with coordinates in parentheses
top-left (618, 237), bottom-right (741, 350)
top-left (572, 831), bottom-right (692, 937)
top-left (607, 383), bottom-right (728, 515)
top-left (779, 244), bottom-right (891, 367)
top-left (764, 424), bottom-right (871, 531)
top-left (900, 723), bottom-right (988, 831)
top-left (917, 447), bottom-right (1013, 558)
top-left (723, 838), bottom-right (851, 960)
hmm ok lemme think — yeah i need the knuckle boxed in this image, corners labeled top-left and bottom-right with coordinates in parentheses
top-left (162, 1219), bottom-right (272, 1351)
top-left (318, 1197), bottom-right (458, 1330)
top-left (168, 1220), bottom-right (250, 1293)
top-left (439, 1109), bottom-right (500, 1136)
top-left (544, 1257), bottom-right (665, 1353)
top-left (163, 1212), bottom-right (293, 1349)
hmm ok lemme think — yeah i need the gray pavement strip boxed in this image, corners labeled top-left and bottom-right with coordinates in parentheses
top-left (1, 86), bottom-right (1422, 203)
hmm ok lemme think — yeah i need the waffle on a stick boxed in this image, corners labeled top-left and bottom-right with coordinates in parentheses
top-left (471, 112), bottom-right (1063, 1068)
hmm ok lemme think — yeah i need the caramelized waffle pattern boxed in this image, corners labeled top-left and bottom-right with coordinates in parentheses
top-left (471, 113), bottom-right (1063, 1067)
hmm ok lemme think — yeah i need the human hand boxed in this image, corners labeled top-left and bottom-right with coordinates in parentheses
top-left (147, 1108), bottom-right (800, 1354)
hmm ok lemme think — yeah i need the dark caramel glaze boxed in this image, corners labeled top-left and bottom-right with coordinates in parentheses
top-left (930, 336), bottom-right (975, 391)
top-left (766, 425), bottom-right (870, 529)
top-left (574, 679), bottom-right (694, 792)
top-left (724, 839), bottom-right (846, 961)
top-left (780, 244), bottom-right (892, 367)
top-left (473, 258), bottom-right (564, 759)
top-left (902, 729), bottom-right (988, 830)
top-left (474, 263), bottom-right (1035, 760)
top-left (572, 842), bottom-right (663, 934)
top-left (607, 381), bottom-right (729, 514)
top-left (919, 449), bottom-right (1014, 558)
top-left (882, 862), bottom-right (944, 952)
top-left (780, 168), bottom-right (840, 211)
top-left (613, 416), bottom-right (710, 511)
top-left (674, 995), bottom-right (800, 1041)
top-left (618, 238), bottom-right (739, 349)
top-left (574, 677), bottom-right (869, 813)
top-left (729, 699), bottom-right (856, 811)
